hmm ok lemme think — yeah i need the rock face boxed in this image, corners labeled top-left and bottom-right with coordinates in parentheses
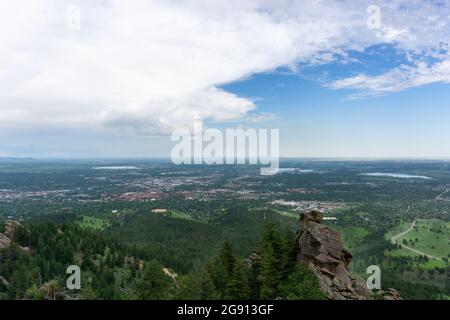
top-left (296, 210), bottom-right (374, 300)
top-left (0, 232), bottom-right (11, 249)
top-left (0, 219), bottom-right (22, 249)
top-left (4, 219), bottom-right (22, 238)
top-left (377, 288), bottom-right (402, 300)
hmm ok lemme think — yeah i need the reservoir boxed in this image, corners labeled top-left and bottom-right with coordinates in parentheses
top-left (361, 173), bottom-right (431, 179)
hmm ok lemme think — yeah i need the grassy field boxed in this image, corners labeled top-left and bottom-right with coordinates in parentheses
top-left (168, 209), bottom-right (197, 222)
top-left (386, 218), bottom-right (450, 268)
top-left (385, 220), bottom-right (412, 240)
top-left (271, 208), bottom-right (299, 219)
top-left (398, 219), bottom-right (449, 258)
top-left (78, 215), bottom-right (110, 230)
top-left (333, 225), bottom-right (368, 251)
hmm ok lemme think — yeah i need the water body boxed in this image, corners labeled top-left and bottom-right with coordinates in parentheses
top-left (361, 173), bottom-right (431, 179)
top-left (278, 168), bottom-right (315, 173)
top-left (93, 166), bottom-right (139, 170)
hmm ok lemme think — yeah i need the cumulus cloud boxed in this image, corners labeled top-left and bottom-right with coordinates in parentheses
top-left (0, 0), bottom-right (449, 135)
top-left (328, 59), bottom-right (450, 97)
top-left (102, 87), bottom-right (256, 134)
top-left (325, 1), bottom-right (450, 97)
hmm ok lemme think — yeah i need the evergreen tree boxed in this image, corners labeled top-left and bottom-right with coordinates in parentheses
top-left (280, 227), bottom-right (297, 277)
top-left (225, 261), bottom-right (250, 299)
top-left (218, 240), bottom-right (236, 276)
top-left (134, 259), bottom-right (172, 300)
top-left (258, 223), bottom-right (284, 299)
top-left (208, 240), bottom-right (237, 297)
top-left (280, 263), bottom-right (325, 300)
top-left (174, 270), bottom-right (218, 300)
top-left (258, 244), bottom-right (280, 299)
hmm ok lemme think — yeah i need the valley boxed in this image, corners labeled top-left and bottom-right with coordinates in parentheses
top-left (0, 158), bottom-right (449, 299)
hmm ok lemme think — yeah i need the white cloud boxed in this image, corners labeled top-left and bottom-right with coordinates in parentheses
top-left (101, 87), bottom-right (255, 134)
top-left (0, 0), bottom-right (449, 137)
top-left (246, 112), bottom-right (277, 124)
top-left (329, 59), bottom-right (450, 97)
top-left (325, 1), bottom-right (450, 97)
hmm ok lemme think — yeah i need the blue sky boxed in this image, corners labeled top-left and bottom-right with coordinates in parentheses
top-left (0, 1), bottom-right (449, 158)
top-left (228, 75), bottom-right (450, 158)
top-left (220, 46), bottom-right (450, 157)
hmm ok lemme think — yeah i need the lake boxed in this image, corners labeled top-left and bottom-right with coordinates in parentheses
top-left (93, 166), bottom-right (139, 170)
top-left (361, 172), bottom-right (431, 179)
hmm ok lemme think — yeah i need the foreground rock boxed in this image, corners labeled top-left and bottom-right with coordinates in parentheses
top-left (0, 220), bottom-right (25, 249)
top-left (4, 219), bottom-right (22, 239)
top-left (296, 210), bottom-right (400, 300)
top-left (376, 288), bottom-right (402, 300)
top-left (0, 232), bottom-right (11, 249)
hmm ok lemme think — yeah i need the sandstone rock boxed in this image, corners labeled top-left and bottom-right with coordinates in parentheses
top-left (0, 276), bottom-right (9, 288)
top-left (4, 219), bottom-right (22, 239)
top-left (0, 220), bottom-right (30, 252)
top-left (163, 267), bottom-right (177, 279)
top-left (0, 233), bottom-right (11, 249)
top-left (379, 288), bottom-right (402, 300)
top-left (243, 252), bottom-right (261, 268)
top-left (297, 210), bottom-right (374, 300)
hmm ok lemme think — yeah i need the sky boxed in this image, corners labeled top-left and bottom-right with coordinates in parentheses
top-left (1, 0), bottom-right (450, 158)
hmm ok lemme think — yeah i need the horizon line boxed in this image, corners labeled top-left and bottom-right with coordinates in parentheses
top-left (2, 156), bottom-right (450, 162)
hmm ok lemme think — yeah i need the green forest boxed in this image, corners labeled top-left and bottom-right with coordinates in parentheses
top-left (0, 220), bottom-right (323, 300)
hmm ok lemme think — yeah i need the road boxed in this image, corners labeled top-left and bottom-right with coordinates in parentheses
top-left (390, 220), bottom-right (442, 261)
top-left (435, 189), bottom-right (450, 200)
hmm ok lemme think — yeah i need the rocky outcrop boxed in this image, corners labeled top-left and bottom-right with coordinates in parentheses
top-left (296, 210), bottom-right (401, 300)
top-left (4, 219), bottom-right (22, 238)
top-left (0, 220), bottom-right (24, 249)
top-left (377, 288), bottom-right (402, 300)
top-left (243, 252), bottom-right (261, 269)
top-left (0, 276), bottom-right (9, 288)
top-left (0, 232), bottom-right (11, 249)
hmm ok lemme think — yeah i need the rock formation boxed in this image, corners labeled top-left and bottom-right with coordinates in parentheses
top-left (377, 288), bottom-right (402, 300)
top-left (296, 210), bottom-right (401, 300)
top-left (0, 219), bottom-right (23, 249)
top-left (0, 232), bottom-right (11, 249)
top-left (4, 219), bottom-right (22, 239)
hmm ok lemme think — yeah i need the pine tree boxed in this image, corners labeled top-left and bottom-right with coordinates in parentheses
top-left (280, 263), bottom-right (324, 300)
top-left (280, 227), bottom-right (297, 278)
top-left (258, 244), bottom-right (280, 299)
top-left (174, 270), bottom-right (218, 300)
top-left (218, 240), bottom-right (236, 276)
top-left (207, 240), bottom-right (237, 297)
top-left (134, 259), bottom-right (172, 300)
top-left (225, 261), bottom-right (250, 299)
top-left (258, 223), bottom-right (284, 299)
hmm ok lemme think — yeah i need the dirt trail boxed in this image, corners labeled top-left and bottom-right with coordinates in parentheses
top-left (390, 220), bottom-right (442, 261)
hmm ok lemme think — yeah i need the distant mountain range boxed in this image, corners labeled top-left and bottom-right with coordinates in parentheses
top-left (0, 157), bottom-right (35, 162)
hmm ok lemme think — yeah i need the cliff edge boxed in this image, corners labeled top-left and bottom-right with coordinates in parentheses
top-left (296, 210), bottom-right (401, 300)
